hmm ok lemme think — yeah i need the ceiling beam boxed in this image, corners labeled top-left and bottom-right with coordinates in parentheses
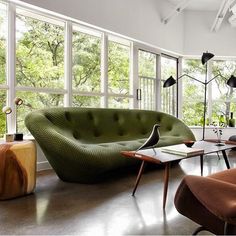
top-left (211, 0), bottom-right (236, 32)
top-left (162, 0), bottom-right (191, 24)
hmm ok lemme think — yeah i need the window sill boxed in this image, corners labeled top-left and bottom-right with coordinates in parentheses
top-left (189, 126), bottom-right (236, 129)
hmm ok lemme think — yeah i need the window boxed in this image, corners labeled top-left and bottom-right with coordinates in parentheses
top-left (15, 10), bottom-right (65, 133)
top-left (0, 91), bottom-right (6, 137)
top-left (72, 25), bottom-right (102, 107)
top-left (0, 2), bottom-right (7, 86)
top-left (138, 50), bottom-right (156, 110)
top-left (108, 36), bottom-right (131, 108)
top-left (161, 55), bottom-right (177, 115)
top-left (0, 2), bottom-right (7, 137)
top-left (182, 59), bottom-right (205, 126)
top-left (212, 60), bottom-right (236, 124)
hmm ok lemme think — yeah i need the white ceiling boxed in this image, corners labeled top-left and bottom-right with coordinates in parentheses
top-left (167, 0), bottom-right (225, 11)
top-left (164, 0), bottom-right (236, 30)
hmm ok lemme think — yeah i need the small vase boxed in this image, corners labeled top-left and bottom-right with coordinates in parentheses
top-left (229, 112), bottom-right (235, 127)
top-left (216, 138), bottom-right (224, 146)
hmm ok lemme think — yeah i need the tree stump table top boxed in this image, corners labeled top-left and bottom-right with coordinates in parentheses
top-left (0, 140), bottom-right (36, 200)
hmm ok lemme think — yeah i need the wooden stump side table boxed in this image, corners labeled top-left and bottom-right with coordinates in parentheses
top-left (0, 140), bottom-right (36, 200)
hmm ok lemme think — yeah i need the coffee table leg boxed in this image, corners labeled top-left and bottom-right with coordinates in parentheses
top-left (200, 155), bottom-right (203, 176)
top-left (221, 150), bottom-right (231, 169)
top-left (132, 160), bottom-right (146, 196)
top-left (163, 162), bottom-right (170, 209)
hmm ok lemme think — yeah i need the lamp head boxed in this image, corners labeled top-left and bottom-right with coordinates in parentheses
top-left (201, 52), bottom-right (214, 65)
top-left (163, 76), bottom-right (176, 88)
top-left (227, 75), bottom-right (236, 88)
top-left (14, 97), bottom-right (23, 106)
top-left (2, 106), bottom-right (12, 115)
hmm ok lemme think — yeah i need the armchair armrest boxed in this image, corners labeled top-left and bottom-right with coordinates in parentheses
top-left (185, 175), bottom-right (236, 224)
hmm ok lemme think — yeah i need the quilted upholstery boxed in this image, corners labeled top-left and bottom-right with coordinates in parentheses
top-left (25, 108), bottom-right (195, 183)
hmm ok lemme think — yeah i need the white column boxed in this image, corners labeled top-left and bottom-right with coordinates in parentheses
top-left (101, 33), bottom-right (108, 108)
top-left (7, 3), bottom-right (16, 133)
top-left (64, 21), bottom-right (72, 107)
top-left (131, 43), bottom-right (139, 109)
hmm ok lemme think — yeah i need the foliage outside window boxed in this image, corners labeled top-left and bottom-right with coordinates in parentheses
top-left (72, 95), bottom-right (101, 108)
top-left (16, 12), bottom-right (65, 133)
top-left (182, 59), bottom-right (236, 126)
top-left (108, 37), bottom-right (131, 108)
top-left (72, 25), bottom-right (102, 107)
top-left (5, 1), bottom-right (236, 137)
top-left (182, 59), bottom-right (205, 126)
top-left (0, 2), bottom-right (7, 136)
top-left (0, 91), bottom-right (6, 137)
top-left (212, 60), bottom-right (236, 124)
top-left (161, 56), bottom-right (177, 116)
top-left (138, 50), bottom-right (156, 110)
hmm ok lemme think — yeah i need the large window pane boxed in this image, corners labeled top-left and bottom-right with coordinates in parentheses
top-left (182, 59), bottom-right (205, 126)
top-left (108, 37), bottom-right (130, 95)
top-left (72, 26), bottom-right (101, 93)
top-left (139, 77), bottom-right (155, 110)
top-left (212, 60), bottom-right (236, 124)
top-left (108, 97), bottom-right (131, 109)
top-left (16, 13), bottom-right (64, 89)
top-left (72, 95), bottom-right (101, 107)
top-left (138, 50), bottom-right (156, 110)
top-left (139, 50), bottom-right (156, 78)
top-left (0, 2), bottom-right (7, 85)
top-left (16, 91), bottom-right (64, 134)
top-left (161, 56), bottom-right (177, 115)
top-left (0, 90), bottom-right (6, 137)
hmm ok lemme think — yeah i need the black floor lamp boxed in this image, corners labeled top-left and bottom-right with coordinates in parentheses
top-left (163, 52), bottom-right (236, 140)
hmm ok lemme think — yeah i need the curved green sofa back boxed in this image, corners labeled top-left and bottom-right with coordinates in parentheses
top-left (25, 108), bottom-right (195, 183)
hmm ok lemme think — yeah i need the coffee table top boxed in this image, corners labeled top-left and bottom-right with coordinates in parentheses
top-left (121, 140), bottom-right (236, 164)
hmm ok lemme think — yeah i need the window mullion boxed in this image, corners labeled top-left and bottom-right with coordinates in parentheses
top-left (156, 55), bottom-right (161, 111)
top-left (101, 33), bottom-right (108, 108)
top-left (64, 20), bottom-right (73, 107)
top-left (178, 57), bottom-right (183, 119)
top-left (207, 61), bottom-right (213, 124)
top-left (130, 43), bottom-right (138, 109)
top-left (7, 2), bottom-right (16, 133)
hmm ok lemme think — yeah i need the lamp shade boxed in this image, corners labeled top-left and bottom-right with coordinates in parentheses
top-left (201, 52), bottom-right (214, 65)
top-left (14, 97), bottom-right (23, 106)
top-left (227, 75), bottom-right (236, 88)
top-left (163, 76), bottom-right (176, 87)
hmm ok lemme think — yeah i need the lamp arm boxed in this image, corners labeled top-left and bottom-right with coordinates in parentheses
top-left (206, 73), bottom-right (225, 85)
top-left (177, 74), bottom-right (205, 85)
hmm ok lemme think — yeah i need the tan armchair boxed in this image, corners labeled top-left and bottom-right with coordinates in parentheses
top-left (174, 168), bottom-right (236, 235)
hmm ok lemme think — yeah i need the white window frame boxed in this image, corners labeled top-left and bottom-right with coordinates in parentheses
top-left (2, 0), bottom-right (183, 134)
top-left (107, 35), bottom-right (133, 109)
top-left (71, 23), bottom-right (104, 108)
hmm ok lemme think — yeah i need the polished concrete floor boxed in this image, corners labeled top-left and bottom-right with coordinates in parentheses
top-left (1, 151), bottom-right (236, 235)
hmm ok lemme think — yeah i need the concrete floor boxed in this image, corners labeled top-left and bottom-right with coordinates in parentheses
top-left (1, 151), bottom-right (236, 235)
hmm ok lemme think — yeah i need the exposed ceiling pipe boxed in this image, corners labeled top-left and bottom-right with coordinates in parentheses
top-left (211, 0), bottom-right (236, 32)
top-left (228, 1), bottom-right (236, 27)
top-left (162, 0), bottom-right (191, 24)
top-left (228, 14), bottom-right (236, 26)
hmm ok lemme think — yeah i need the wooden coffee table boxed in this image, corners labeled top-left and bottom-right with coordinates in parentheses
top-left (121, 140), bottom-right (236, 209)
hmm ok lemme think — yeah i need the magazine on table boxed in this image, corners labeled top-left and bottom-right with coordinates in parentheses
top-left (161, 144), bottom-right (204, 157)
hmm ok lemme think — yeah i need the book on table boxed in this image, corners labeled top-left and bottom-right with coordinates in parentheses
top-left (161, 144), bottom-right (204, 157)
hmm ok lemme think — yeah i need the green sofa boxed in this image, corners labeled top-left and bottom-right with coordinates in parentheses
top-left (25, 108), bottom-right (195, 183)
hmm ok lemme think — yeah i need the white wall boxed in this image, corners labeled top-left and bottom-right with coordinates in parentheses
top-left (183, 11), bottom-right (236, 56)
top-left (19, 0), bottom-right (184, 54)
